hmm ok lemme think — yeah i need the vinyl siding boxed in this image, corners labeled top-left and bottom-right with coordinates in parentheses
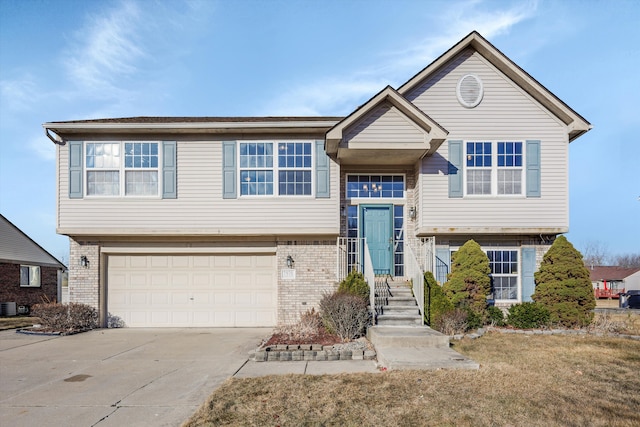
top-left (406, 49), bottom-right (569, 231)
top-left (344, 104), bottom-right (425, 145)
top-left (57, 141), bottom-right (339, 234)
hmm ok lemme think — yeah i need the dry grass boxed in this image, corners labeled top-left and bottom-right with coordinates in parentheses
top-left (0, 316), bottom-right (39, 331)
top-left (592, 311), bottom-right (640, 335)
top-left (184, 333), bottom-right (640, 427)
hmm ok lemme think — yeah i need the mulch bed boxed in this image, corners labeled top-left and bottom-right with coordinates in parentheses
top-left (263, 329), bottom-right (345, 347)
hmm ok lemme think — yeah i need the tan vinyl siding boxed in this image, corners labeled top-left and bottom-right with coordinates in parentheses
top-left (344, 104), bottom-right (425, 145)
top-left (58, 141), bottom-right (339, 234)
top-left (407, 49), bottom-right (569, 231)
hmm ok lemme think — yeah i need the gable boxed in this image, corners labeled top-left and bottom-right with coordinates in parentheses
top-left (398, 31), bottom-right (591, 141)
top-left (344, 103), bottom-right (426, 145)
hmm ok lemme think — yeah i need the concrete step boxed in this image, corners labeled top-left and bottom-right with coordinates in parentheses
top-left (382, 305), bottom-right (420, 315)
top-left (376, 314), bottom-right (423, 326)
top-left (367, 325), bottom-right (450, 349)
top-left (375, 346), bottom-right (480, 371)
top-left (385, 296), bottom-right (416, 306)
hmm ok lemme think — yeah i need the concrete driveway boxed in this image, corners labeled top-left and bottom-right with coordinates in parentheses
top-left (0, 327), bottom-right (270, 427)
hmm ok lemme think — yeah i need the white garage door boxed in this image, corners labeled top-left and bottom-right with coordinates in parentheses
top-left (107, 254), bottom-right (277, 327)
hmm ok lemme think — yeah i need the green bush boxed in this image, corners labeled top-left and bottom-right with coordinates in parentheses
top-left (31, 302), bottom-right (98, 332)
top-left (423, 271), bottom-right (453, 326)
top-left (507, 302), bottom-right (550, 329)
top-left (532, 236), bottom-right (596, 327)
top-left (338, 270), bottom-right (369, 301)
top-left (487, 306), bottom-right (505, 326)
top-left (443, 240), bottom-right (491, 321)
top-left (319, 292), bottom-right (370, 342)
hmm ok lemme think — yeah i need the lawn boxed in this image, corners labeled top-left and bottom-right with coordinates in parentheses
top-left (184, 332), bottom-right (640, 427)
top-left (0, 316), bottom-right (39, 331)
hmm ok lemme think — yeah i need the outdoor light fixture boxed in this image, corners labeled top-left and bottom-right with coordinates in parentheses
top-left (286, 255), bottom-right (294, 269)
top-left (80, 255), bottom-right (90, 268)
top-left (409, 206), bottom-right (417, 220)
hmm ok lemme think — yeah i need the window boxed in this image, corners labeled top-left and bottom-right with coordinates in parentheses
top-left (20, 265), bottom-right (40, 287)
top-left (86, 142), bottom-right (159, 196)
top-left (346, 175), bottom-right (404, 198)
top-left (239, 142), bottom-right (312, 196)
top-left (393, 205), bottom-right (404, 276)
top-left (487, 250), bottom-right (518, 300)
top-left (465, 141), bottom-right (523, 196)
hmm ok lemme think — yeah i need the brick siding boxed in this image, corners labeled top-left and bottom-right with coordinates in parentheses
top-left (0, 262), bottom-right (59, 309)
top-left (68, 238), bottom-right (100, 310)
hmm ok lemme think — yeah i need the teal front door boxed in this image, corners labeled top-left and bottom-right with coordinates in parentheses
top-left (361, 205), bottom-right (393, 275)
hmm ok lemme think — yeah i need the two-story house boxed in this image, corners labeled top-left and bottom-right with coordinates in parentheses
top-left (43, 32), bottom-right (590, 328)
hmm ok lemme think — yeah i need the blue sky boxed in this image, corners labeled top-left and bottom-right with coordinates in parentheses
top-left (1, 0), bottom-right (638, 264)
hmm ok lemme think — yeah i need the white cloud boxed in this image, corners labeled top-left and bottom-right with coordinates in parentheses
top-left (0, 75), bottom-right (40, 112)
top-left (65, 1), bottom-right (145, 98)
top-left (29, 134), bottom-right (56, 161)
top-left (262, 0), bottom-right (538, 116)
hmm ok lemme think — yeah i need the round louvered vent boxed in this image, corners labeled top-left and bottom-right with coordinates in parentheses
top-left (456, 74), bottom-right (483, 108)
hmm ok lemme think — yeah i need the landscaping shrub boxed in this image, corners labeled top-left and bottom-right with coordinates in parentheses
top-left (434, 308), bottom-right (468, 335)
top-left (318, 292), bottom-right (369, 342)
top-left (487, 305), bottom-right (506, 327)
top-left (275, 308), bottom-right (323, 342)
top-left (507, 302), bottom-right (550, 329)
top-left (443, 240), bottom-right (491, 321)
top-left (423, 271), bottom-right (453, 326)
top-left (533, 235), bottom-right (596, 327)
top-left (337, 270), bottom-right (369, 301)
top-left (31, 302), bottom-right (98, 332)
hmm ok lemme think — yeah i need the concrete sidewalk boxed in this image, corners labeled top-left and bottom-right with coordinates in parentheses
top-left (234, 359), bottom-right (380, 377)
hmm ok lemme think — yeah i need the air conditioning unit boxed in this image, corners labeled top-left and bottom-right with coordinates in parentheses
top-left (0, 302), bottom-right (17, 316)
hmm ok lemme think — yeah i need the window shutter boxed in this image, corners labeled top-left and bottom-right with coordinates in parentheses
top-left (222, 141), bottom-right (237, 199)
top-left (315, 140), bottom-right (330, 198)
top-left (521, 247), bottom-right (536, 302)
top-left (526, 140), bottom-right (541, 197)
top-left (448, 140), bottom-right (463, 198)
top-left (68, 141), bottom-right (83, 199)
top-left (435, 247), bottom-right (451, 284)
top-left (162, 141), bottom-right (177, 199)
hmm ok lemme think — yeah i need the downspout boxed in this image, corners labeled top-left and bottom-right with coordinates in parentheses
top-left (44, 128), bottom-right (66, 145)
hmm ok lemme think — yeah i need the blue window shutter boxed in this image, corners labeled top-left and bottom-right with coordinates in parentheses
top-left (435, 247), bottom-right (451, 284)
top-left (526, 140), bottom-right (541, 197)
top-left (315, 140), bottom-right (330, 198)
top-left (448, 140), bottom-right (463, 198)
top-left (68, 141), bottom-right (83, 199)
top-left (162, 141), bottom-right (177, 199)
top-left (522, 247), bottom-right (536, 302)
top-left (222, 141), bottom-right (237, 199)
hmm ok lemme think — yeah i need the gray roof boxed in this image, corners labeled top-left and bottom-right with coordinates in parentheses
top-left (0, 214), bottom-right (66, 269)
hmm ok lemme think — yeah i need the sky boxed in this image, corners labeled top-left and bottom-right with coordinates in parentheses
top-left (0, 0), bottom-right (638, 265)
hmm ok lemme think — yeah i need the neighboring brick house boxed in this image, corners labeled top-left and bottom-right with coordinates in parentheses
top-left (43, 32), bottom-right (591, 328)
top-left (0, 214), bottom-right (66, 314)
top-left (590, 266), bottom-right (640, 298)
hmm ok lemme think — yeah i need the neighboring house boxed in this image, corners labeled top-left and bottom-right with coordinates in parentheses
top-left (590, 266), bottom-right (640, 297)
top-left (0, 214), bottom-right (66, 314)
top-left (43, 31), bottom-right (591, 328)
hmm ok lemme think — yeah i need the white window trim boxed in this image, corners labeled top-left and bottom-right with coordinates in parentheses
top-left (448, 246), bottom-right (521, 303)
top-left (463, 140), bottom-right (526, 197)
top-left (237, 140), bottom-right (315, 198)
top-left (345, 173), bottom-right (407, 202)
top-left (84, 141), bottom-right (162, 198)
top-left (20, 265), bottom-right (41, 288)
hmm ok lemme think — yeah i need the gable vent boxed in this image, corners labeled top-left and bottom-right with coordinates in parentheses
top-left (456, 74), bottom-right (483, 108)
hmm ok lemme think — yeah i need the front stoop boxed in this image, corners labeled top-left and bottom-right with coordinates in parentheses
top-left (367, 326), bottom-right (479, 371)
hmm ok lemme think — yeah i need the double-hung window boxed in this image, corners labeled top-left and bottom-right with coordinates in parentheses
top-left (239, 142), bottom-right (312, 196)
top-left (85, 142), bottom-right (159, 196)
top-left (487, 249), bottom-right (518, 301)
top-left (20, 265), bottom-right (41, 287)
top-left (465, 141), bottom-right (523, 196)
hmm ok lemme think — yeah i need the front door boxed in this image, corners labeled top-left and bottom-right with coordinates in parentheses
top-left (361, 205), bottom-right (393, 275)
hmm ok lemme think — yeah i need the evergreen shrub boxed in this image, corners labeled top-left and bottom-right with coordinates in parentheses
top-left (338, 270), bottom-right (369, 301)
top-left (507, 302), bottom-right (550, 329)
